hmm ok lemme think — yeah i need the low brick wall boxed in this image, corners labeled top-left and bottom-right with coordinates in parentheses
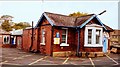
top-left (53, 51), bottom-right (76, 57)
top-left (53, 51), bottom-right (109, 57)
top-left (80, 52), bottom-right (104, 58)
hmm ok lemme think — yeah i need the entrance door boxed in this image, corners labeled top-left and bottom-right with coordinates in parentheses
top-left (103, 36), bottom-right (108, 53)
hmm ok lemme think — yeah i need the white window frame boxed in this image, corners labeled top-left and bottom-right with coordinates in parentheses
top-left (60, 28), bottom-right (69, 46)
top-left (3, 36), bottom-right (10, 44)
top-left (40, 29), bottom-right (45, 45)
top-left (84, 24), bottom-right (103, 47)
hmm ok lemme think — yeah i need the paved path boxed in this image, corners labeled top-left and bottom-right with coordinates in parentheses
top-left (0, 48), bottom-right (120, 67)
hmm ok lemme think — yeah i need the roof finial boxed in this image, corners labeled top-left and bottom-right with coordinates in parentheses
top-left (98, 10), bottom-right (106, 15)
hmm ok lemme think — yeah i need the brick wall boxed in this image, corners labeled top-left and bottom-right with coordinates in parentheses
top-left (52, 27), bottom-right (77, 52)
top-left (38, 19), bottom-right (52, 56)
top-left (22, 29), bottom-right (32, 51)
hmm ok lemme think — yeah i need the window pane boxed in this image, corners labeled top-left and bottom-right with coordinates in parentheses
top-left (88, 29), bottom-right (92, 44)
top-left (62, 29), bottom-right (66, 35)
top-left (4, 37), bottom-right (7, 44)
top-left (41, 29), bottom-right (45, 43)
top-left (62, 35), bottom-right (66, 39)
top-left (62, 40), bottom-right (66, 43)
top-left (96, 30), bottom-right (101, 44)
top-left (62, 29), bottom-right (66, 43)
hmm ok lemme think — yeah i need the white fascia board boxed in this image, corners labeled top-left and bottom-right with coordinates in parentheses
top-left (43, 13), bottom-right (54, 26)
top-left (80, 15), bottom-right (96, 28)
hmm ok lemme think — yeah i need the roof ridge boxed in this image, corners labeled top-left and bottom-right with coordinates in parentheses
top-left (44, 12), bottom-right (95, 27)
top-left (77, 14), bottom-right (95, 17)
top-left (44, 12), bottom-right (94, 18)
top-left (44, 12), bottom-right (72, 17)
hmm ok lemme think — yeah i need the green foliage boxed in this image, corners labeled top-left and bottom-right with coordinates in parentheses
top-left (1, 20), bottom-right (12, 32)
top-left (1, 15), bottom-right (13, 21)
top-left (1, 15), bottom-right (31, 31)
top-left (12, 22), bottom-right (31, 30)
top-left (69, 12), bottom-right (88, 17)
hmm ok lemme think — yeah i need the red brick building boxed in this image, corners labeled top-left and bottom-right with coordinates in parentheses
top-left (110, 30), bottom-right (120, 53)
top-left (22, 27), bottom-right (38, 52)
top-left (110, 30), bottom-right (120, 46)
top-left (0, 29), bottom-right (11, 48)
top-left (22, 12), bottom-right (113, 57)
top-left (10, 29), bottom-right (23, 49)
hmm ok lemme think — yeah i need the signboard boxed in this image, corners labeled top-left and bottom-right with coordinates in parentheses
top-left (54, 38), bottom-right (60, 44)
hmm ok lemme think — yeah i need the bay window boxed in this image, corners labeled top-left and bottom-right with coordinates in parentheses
top-left (84, 24), bottom-right (103, 47)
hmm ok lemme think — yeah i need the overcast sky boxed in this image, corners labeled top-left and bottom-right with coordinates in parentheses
top-left (0, 1), bottom-right (118, 29)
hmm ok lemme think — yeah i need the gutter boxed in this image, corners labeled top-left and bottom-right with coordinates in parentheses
top-left (29, 21), bottom-right (34, 51)
top-left (76, 28), bottom-right (80, 56)
top-left (50, 26), bottom-right (54, 56)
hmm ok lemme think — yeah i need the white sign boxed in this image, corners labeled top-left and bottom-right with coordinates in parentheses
top-left (54, 38), bottom-right (60, 44)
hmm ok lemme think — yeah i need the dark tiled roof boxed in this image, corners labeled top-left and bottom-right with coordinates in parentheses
top-left (45, 12), bottom-right (94, 27)
top-left (103, 24), bottom-right (113, 31)
top-left (75, 14), bottom-right (94, 26)
top-left (36, 12), bottom-right (113, 31)
top-left (45, 12), bottom-right (76, 27)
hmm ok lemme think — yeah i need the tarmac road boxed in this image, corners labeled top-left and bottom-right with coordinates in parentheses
top-left (0, 48), bottom-right (120, 67)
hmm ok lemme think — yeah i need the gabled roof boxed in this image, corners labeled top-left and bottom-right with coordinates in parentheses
top-left (45, 12), bottom-right (76, 27)
top-left (35, 12), bottom-right (113, 31)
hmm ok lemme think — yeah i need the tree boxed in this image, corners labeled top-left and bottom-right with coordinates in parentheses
top-left (69, 12), bottom-right (88, 17)
top-left (1, 20), bottom-right (12, 32)
top-left (1, 15), bottom-right (13, 21)
top-left (0, 15), bottom-right (13, 31)
top-left (1, 15), bottom-right (31, 31)
top-left (12, 22), bottom-right (31, 30)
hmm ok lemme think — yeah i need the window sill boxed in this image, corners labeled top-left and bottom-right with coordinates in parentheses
top-left (40, 43), bottom-right (45, 45)
top-left (84, 45), bottom-right (103, 47)
top-left (60, 43), bottom-right (69, 46)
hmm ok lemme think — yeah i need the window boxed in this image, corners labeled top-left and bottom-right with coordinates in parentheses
top-left (96, 30), bottom-right (101, 44)
top-left (84, 25), bottom-right (103, 47)
top-left (3, 36), bottom-right (10, 44)
top-left (62, 29), bottom-right (67, 43)
top-left (60, 29), bottom-right (69, 46)
top-left (88, 29), bottom-right (92, 44)
top-left (41, 29), bottom-right (45, 45)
